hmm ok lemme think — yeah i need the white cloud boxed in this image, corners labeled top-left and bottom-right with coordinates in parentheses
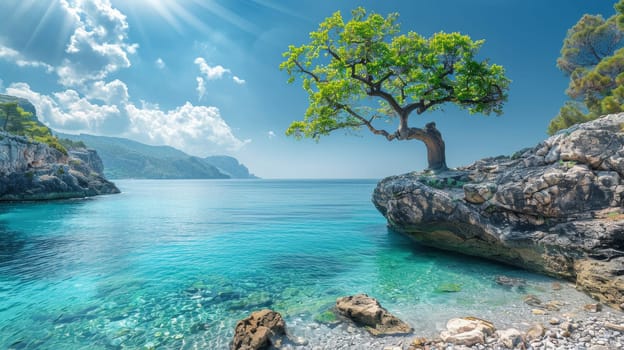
top-left (1, 45), bottom-right (20, 59)
top-left (57, 0), bottom-right (138, 87)
top-left (0, 1), bottom-right (249, 156)
top-left (6, 82), bottom-right (126, 134)
top-left (5, 82), bottom-right (250, 155)
top-left (0, 45), bottom-right (54, 72)
top-left (194, 57), bottom-right (230, 80)
top-left (196, 77), bottom-right (206, 101)
top-left (155, 58), bottom-right (166, 69)
top-left (194, 57), bottom-right (246, 87)
top-left (267, 130), bottom-right (276, 139)
top-left (0, 1), bottom-right (135, 85)
top-left (86, 79), bottom-right (129, 105)
top-left (126, 102), bottom-right (251, 154)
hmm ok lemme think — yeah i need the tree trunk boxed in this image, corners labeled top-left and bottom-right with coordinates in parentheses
top-left (401, 122), bottom-right (448, 171)
top-left (422, 122), bottom-right (447, 171)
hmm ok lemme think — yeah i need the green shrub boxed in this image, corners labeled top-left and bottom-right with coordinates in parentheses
top-left (1, 102), bottom-right (68, 155)
top-left (59, 138), bottom-right (87, 149)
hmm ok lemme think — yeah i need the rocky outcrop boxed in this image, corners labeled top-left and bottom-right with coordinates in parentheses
top-left (373, 113), bottom-right (624, 309)
top-left (231, 309), bottom-right (286, 350)
top-left (335, 294), bottom-right (412, 336)
top-left (0, 132), bottom-right (119, 200)
top-left (69, 148), bottom-right (105, 175)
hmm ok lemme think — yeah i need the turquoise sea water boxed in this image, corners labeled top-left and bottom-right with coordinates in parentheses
top-left (0, 180), bottom-right (592, 349)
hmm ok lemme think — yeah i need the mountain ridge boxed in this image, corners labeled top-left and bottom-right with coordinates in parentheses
top-left (56, 132), bottom-right (257, 180)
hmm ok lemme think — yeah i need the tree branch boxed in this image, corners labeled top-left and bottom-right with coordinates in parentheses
top-left (325, 44), bottom-right (344, 63)
top-left (294, 59), bottom-right (323, 83)
top-left (349, 64), bottom-right (371, 85)
top-left (340, 104), bottom-right (397, 141)
top-left (374, 71), bottom-right (394, 88)
top-left (405, 68), bottom-right (455, 115)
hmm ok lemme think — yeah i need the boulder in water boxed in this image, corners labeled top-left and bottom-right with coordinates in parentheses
top-left (335, 294), bottom-right (412, 336)
top-left (230, 309), bottom-right (285, 350)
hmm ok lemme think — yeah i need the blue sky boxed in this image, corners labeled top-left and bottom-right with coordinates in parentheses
top-left (0, 0), bottom-right (618, 178)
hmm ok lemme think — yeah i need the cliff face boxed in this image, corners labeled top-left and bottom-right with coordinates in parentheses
top-left (0, 131), bottom-right (119, 200)
top-left (373, 113), bottom-right (624, 309)
top-left (204, 155), bottom-right (257, 179)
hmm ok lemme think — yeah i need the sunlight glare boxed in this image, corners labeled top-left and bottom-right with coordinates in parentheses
top-left (123, 0), bottom-right (256, 34)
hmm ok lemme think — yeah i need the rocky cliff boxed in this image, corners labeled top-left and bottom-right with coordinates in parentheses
top-left (373, 113), bottom-right (624, 309)
top-left (0, 131), bottom-right (119, 200)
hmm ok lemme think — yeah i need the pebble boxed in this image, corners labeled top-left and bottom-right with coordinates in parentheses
top-left (308, 306), bottom-right (624, 350)
top-left (221, 295), bottom-right (624, 350)
top-left (549, 317), bottom-right (561, 325)
top-left (584, 303), bottom-right (602, 313)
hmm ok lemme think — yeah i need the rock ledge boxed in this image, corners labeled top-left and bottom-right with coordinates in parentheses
top-left (373, 113), bottom-right (624, 309)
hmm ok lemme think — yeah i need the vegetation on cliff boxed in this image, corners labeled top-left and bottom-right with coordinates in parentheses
top-left (548, 0), bottom-right (624, 134)
top-left (281, 7), bottom-right (510, 171)
top-left (0, 102), bottom-right (67, 155)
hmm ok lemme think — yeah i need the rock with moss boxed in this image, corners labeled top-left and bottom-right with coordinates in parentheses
top-left (373, 113), bottom-right (624, 309)
top-left (314, 309), bottom-right (339, 325)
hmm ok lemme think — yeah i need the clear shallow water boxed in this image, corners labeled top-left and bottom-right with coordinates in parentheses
top-left (0, 179), bottom-right (596, 349)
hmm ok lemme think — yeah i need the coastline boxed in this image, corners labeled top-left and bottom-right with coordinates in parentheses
top-left (276, 280), bottom-right (624, 349)
top-left (278, 311), bottom-right (624, 349)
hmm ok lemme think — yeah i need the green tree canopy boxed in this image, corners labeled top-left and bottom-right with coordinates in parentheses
top-left (0, 102), bottom-right (67, 155)
top-left (548, 0), bottom-right (624, 134)
top-left (280, 7), bottom-right (510, 171)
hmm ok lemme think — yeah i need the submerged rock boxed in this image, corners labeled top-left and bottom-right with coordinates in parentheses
top-left (335, 294), bottom-right (412, 336)
top-left (373, 113), bottom-right (624, 309)
top-left (231, 309), bottom-right (286, 350)
top-left (494, 275), bottom-right (527, 290)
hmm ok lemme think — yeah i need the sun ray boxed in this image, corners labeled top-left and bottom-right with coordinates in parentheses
top-left (189, 0), bottom-right (258, 34)
top-left (114, 0), bottom-right (259, 36)
top-left (26, 2), bottom-right (72, 51)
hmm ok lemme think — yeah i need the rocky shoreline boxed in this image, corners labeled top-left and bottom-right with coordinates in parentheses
top-left (233, 291), bottom-right (624, 349)
top-left (0, 95), bottom-right (119, 200)
top-left (373, 113), bottom-right (624, 310)
top-left (0, 131), bottom-right (119, 200)
top-left (230, 114), bottom-right (624, 349)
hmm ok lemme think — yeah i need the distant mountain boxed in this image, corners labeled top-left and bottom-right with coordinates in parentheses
top-left (56, 133), bottom-right (257, 179)
top-left (204, 155), bottom-right (255, 179)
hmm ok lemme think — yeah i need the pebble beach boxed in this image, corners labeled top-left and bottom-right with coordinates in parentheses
top-left (268, 279), bottom-right (624, 350)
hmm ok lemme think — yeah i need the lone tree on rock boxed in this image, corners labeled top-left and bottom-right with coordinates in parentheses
top-left (280, 8), bottom-right (510, 171)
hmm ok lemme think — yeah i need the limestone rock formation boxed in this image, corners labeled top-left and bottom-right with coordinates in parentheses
top-left (0, 131), bottom-right (119, 200)
top-left (373, 113), bottom-right (624, 309)
top-left (496, 328), bottom-right (525, 348)
top-left (439, 317), bottom-right (496, 347)
top-left (335, 294), bottom-right (412, 336)
top-left (231, 309), bottom-right (286, 350)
